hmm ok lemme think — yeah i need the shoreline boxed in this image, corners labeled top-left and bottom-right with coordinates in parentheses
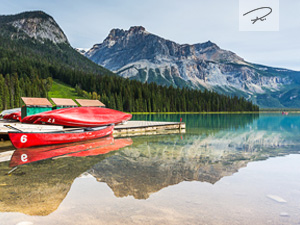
top-left (131, 111), bottom-right (300, 115)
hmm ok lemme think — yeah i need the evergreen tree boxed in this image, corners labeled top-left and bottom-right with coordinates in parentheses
top-left (0, 74), bottom-right (4, 109)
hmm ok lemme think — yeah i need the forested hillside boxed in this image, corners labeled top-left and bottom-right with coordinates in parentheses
top-left (0, 73), bottom-right (52, 109)
top-left (0, 11), bottom-right (259, 112)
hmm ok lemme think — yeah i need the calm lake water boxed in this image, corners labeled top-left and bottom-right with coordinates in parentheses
top-left (0, 113), bottom-right (300, 225)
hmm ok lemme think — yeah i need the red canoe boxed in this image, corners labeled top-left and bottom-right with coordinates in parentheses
top-left (22, 107), bottom-right (132, 127)
top-left (3, 111), bottom-right (21, 121)
top-left (21, 110), bottom-right (55, 124)
top-left (8, 125), bottom-right (114, 148)
top-left (9, 137), bottom-right (133, 167)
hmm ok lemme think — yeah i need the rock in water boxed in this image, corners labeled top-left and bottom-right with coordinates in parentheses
top-left (267, 194), bottom-right (287, 203)
top-left (279, 212), bottom-right (290, 217)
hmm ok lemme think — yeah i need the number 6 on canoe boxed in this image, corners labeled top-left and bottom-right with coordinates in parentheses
top-left (20, 135), bottom-right (28, 143)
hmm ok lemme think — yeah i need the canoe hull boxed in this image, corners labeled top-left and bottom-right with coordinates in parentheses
top-left (8, 125), bottom-right (114, 148)
top-left (3, 111), bottom-right (21, 121)
top-left (22, 107), bottom-right (132, 127)
top-left (21, 110), bottom-right (54, 124)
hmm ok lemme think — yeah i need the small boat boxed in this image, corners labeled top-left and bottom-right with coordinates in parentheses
top-left (9, 136), bottom-right (133, 167)
top-left (0, 108), bottom-right (21, 117)
top-left (282, 111), bottom-right (289, 115)
top-left (3, 111), bottom-right (21, 121)
top-left (22, 107), bottom-right (132, 127)
top-left (8, 125), bottom-right (114, 148)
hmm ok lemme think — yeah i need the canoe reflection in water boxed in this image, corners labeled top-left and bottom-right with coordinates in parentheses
top-left (10, 136), bottom-right (133, 167)
top-left (1, 136), bottom-right (132, 216)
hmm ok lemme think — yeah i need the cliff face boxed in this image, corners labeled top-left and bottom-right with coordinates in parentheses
top-left (0, 11), bottom-right (69, 44)
top-left (86, 26), bottom-right (244, 71)
top-left (86, 26), bottom-right (300, 108)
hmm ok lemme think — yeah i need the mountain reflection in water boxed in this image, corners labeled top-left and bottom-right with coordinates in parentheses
top-left (89, 114), bottom-right (300, 199)
top-left (0, 113), bottom-right (299, 218)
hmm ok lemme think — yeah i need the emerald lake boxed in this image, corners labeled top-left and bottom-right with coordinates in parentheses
top-left (0, 113), bottom-right (300, 225)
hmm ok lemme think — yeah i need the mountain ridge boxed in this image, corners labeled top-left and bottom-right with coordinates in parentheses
top-left (85, 26), bottom-right (300, 108)
top-left (0, 11), bottom-right (259, 112)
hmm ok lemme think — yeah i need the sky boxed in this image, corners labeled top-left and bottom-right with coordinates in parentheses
top-left (0, 0), bottom-right (300, 71)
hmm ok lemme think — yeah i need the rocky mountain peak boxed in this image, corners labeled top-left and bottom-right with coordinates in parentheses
top-left (105, 26), bottom-right (147, 43)
top-left (129, 26), bottom-right (146, 33)
top-left (0, 11), bottom-right (69, 44)
top-left (197, 40), bottom-right (219, 49)
top-left (106, 28), bottom-right (126, 41)
top-left (86, 26), bottom-right (243, 70)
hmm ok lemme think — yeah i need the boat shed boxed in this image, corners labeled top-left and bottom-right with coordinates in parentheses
top-left (52, 98), bottom-right (78, 109)
top-left (75, 99), bottom-right (105, 107)
top-left (21, 97), bottom-right (53, 119)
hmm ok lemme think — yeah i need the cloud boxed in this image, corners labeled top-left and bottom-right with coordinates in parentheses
top-left (0, 0), bottom-right (299, 70)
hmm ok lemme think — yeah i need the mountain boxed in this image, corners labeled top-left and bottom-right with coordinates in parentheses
top-left (75, 48), bottom-right (87, 55)
top-left (0, 11), bottom-right (258, 112)
top-left (85, 26), bottom-right (300, 108)
top-left (0, 11), bottom-right (114, 76)
top-left (0, 10), bottom-right (116, 110)
top-left (0, 11), bottom-right (68, 44)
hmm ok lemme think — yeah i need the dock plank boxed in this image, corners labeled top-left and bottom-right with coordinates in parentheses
top-left (115, 120), bottom-right (184, 129)
top-left (0, 120), bottom-right (64, 134)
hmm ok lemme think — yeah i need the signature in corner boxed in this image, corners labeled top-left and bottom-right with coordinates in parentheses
top-left (243, 7), bottom-right (272, 24)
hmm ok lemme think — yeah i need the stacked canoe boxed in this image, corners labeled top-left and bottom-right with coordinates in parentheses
top-left (3, 111), bottom-right (21, 121)
top-left (21, 107), bottom-right (132, 127)
top-left (2, 108), bottom-right (21, 121)
top-left (3, 98), bottom-right (132, 149)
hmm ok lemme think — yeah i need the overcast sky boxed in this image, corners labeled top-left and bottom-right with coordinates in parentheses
top-left (1, 0), bottom-right (300, 71)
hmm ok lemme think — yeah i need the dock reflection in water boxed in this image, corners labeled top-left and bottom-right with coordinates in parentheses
top-left (0, 114), bottom-right (300, 225)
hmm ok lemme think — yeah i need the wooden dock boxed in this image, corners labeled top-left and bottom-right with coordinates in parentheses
top-left (114, 120), bottom-right (185, 137)
top-left (0, 120), bottom-right (185, 139)
top-left (0, 120), bottom-right (64, 139)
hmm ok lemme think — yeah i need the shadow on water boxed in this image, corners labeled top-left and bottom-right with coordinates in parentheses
top-left (0, 113), bottom-right (299, 215)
